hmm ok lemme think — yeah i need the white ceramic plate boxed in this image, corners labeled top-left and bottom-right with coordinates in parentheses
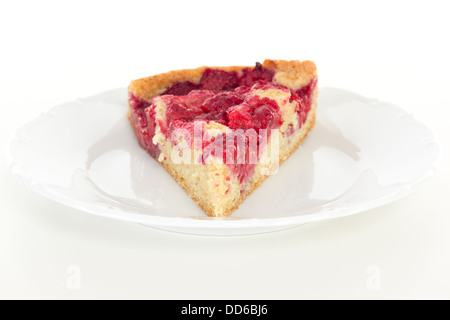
top-left (6, 88), bottom-right (441, 235)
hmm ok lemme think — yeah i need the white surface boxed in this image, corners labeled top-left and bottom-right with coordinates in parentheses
top-left (6, 87), bottom-right (441, 236)
top-left (1, 0), bottom-right (449, 299)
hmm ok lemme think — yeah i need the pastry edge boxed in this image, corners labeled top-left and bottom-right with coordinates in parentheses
top-left (129, 59), bottom-right (317, 101)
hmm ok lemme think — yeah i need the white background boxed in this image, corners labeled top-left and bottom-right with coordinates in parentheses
top-left (1, 0), bottom-right (449, 299)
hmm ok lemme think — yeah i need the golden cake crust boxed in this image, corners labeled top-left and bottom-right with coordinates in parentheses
top-left (129, 59), bottom-right (317, 101)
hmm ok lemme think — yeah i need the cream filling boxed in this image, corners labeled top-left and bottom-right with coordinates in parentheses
top-left (251, 88), bottom-right (299, 134)
top-left (152, 86), bottom-right (301, 166)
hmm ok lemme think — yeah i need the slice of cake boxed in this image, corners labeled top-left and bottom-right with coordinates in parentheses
top-left (128, 59), bottom-right (318, 217)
